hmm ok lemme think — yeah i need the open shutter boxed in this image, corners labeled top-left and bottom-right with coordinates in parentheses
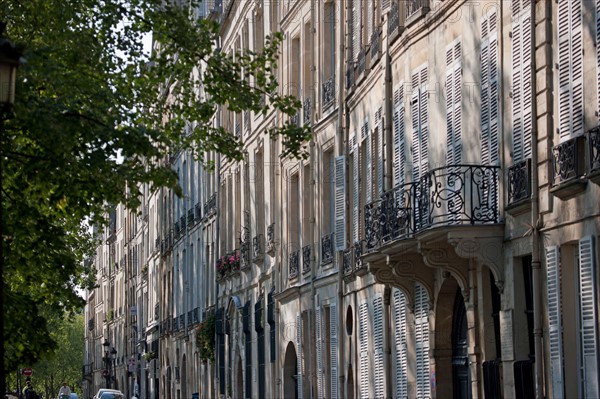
top-left (512, 1), bottom-right (533, 161)
top-left (481, 11), bottom-right (499, 165)
top-left (415, 283), bottom-right (431, 398)
top-left (364, 119), bottom-right (372, 203)
top-left (373, 296), bottom-right (385, 397)
top-left (334, 155), bottom-right (346, 251)
top-left (316, 307), bottom-right (324, 399)
top-left (352, 135), bottom-right (360, 242)
top-left (296, 314), bottom-right (304, 399)
top-left (393, 85), bottom-right (406, 188)
top-left (393, 288), bottom-right (409, 398)
top-left (352, 0), bottom-right (361, 61)
top-left (358, 302), bottom-right (370, 398)
top-left (446, 41), bottom-right (462, 166)
top-left (579, 236), bottom-right (599, 397)
top-left (411, 71), bottom-right (421, 182)
top-left (330, 303), bottom-right (338, 398)
top-left (376, 107), bottom-right (384, 196)
top-left (546, 246), bottom-right (564, 399)
top-left (558, 0), bottom-right (583, 141)
top-left (419, 68), bottom-right (429, 179)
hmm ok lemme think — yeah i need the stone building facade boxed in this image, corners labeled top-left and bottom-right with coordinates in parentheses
top-left (84, 1), bottom-right (600, 398)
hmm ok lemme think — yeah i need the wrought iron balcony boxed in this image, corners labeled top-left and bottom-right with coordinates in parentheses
top-left (388, 2), bottom-right (400, 37)
top-left (357, 48), bottom-right (367, 76)
top-left (174, 221), bottom-right (181, 238)
top-left (354, 241), bottom-right (365, 272)
top-left (193, 307), bottom-right (200, 324)
top-left (240, 241), bottom-right (251, 270)
top-left (187, 209), bottom-right (195, 225)
top-left (303, 97), bottom-right (312, 126)
top-left (82, 364), bottom-right (93, 379)
top-left (204, 192), bottom-right (217, 216)
top-left (343, 247), bottom-right (353, 275)
top-left (290, 112), bottom-right (300, 128)
top-left (407, 0), bottom-right (428, 19)
top-left (173, 316), bottom-right (179, 332)
top-left (180, 314), bottom-right (186, 330)
top-left (321, 233), bottom-right (334, 265)
top-left (266, 223), bottom-right (276, 253)
top-left (346, 65), bottom-right (354, 89)
top-left (370, 29), bottom-right (380, 61)
top-left (588, 126), bottom-right (600, 175)
top-left (288, 250), bottom-right (299, 279)
top-left (252, 234), bottom-right (264, 261)
top-left (508, 159), bottom-right (531, 205)
top-left (154, 303), bottom-right (159, 321)
top-left (552, 136), bottom-right (585, 186)
top-left (195, 202), bottom-right (202, 221)
top-left (365, 184), bottom-right (414, 251)
top-left (180, 215), bottom-right (186, 232)
top-left (188, 310), bottom-right (193, 326)
top-left (302, 244), bottom-right (311, 274)
top-left (322, 75), bottom-right (335, 109)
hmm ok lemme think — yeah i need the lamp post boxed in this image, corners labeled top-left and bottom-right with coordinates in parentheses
top-left (110, 347), bottom-right (118, 390)
top-left (102, 340), bottom-right (111, 388)
top-left (0, 21), bottom-right (22, 398)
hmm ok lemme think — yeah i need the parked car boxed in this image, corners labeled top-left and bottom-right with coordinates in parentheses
top-left (92, 389), bottom-right (121, 399)
top-left (97, 392), bottom-right (123, 399)
top-left (69, 393), bottom-right (79, 399)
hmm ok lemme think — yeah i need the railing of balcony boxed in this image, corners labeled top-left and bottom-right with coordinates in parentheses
top-left (407, 0), bottom-right (427, 18)
top-left (180, 215), bottom-right (186, 232)
top-left (322, 75), bottom-right (335, 109)
top-left (321, 233), bottom-right (334, 265)
top-left (354, 241), bottom-right (364, 271)
top-left (290, 112), bottom-right (300, 128)
top-left (173, 316), bottom-right (179, 332)
top-left (188, 310), bottom-right (193, 327)
top-left (195, 203), bottom-right (202, 221)
top-left (267, 223), bottom-right (276, 253)
top-left (370, 29), bottom-right (380, 60)
top-left (388, 2), bottom-right (400, 36)
top-left (204, 192), bottom-right (217, 216)
top-left (343, 247), bottom-right (353, 275)
top-left (288, 250), bottom-right (299, 279)
top-left (188, 209), bottom-right (195, 225)
top-left (346, 65), bottom-right (354, 89)
top-left (364, 164), bottom-right (500, 252)
top-left (179, 314), bottom-right (186, 330)
top-left (552, 136), bottom-right (584, 185)
top-left (193, 307), bottom-right (200, 324)
top-left (302, 244), bottom-right (311, 274)
top-left (588, 127), bottom-right (600, 174)
top-left (508, 159), bottom-right (531, 205)
top-left (253, 234), bottom-right (263, 261)
top-left (303, 97), bottom-right (312, 126)
top-left (357, 48), bottom-right (367, 76)
top-left (155, 303), bottom-right (159, 321)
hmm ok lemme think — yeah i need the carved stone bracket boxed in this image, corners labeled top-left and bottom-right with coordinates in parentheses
top-left (419, 244), bottom-right (470, 299)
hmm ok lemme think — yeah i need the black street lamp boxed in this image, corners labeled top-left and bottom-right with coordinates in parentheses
top-left (0, 20), bottom-right (23, 398)
top-left (102, 340), bottom-right (111, 388)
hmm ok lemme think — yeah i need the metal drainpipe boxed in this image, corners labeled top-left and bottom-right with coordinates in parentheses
top-left (337, 0), bottom-right (349, 397)
top-left (214, 104), bottom-right (222, 399)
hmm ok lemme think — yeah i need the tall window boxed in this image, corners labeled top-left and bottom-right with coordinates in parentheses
top-left (289, 172), bottom-right (300, 249)
top-left (255, 149), bottom-right (265, 241)
top-left (323, 2), bottom-right (336, 84)
top-left (291, 36), bottom-right (301, 97)
top-left (302, 164), bottom-right (311, 246)
top-left (323, 150), bottom-right (335, 235)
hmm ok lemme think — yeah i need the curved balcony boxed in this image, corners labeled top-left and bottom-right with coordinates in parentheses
top-left (365, 164), bottom-right (500, 253)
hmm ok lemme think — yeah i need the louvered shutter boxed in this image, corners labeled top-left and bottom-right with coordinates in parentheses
top-left (367, 0), bottom-right (374, 41)
top-left (415, 283), bottom-right (431, 398)
top-left (558, 0), bottom-right (583, 141)
top-left (352, 0), bottom-right (361, 61)
top-left (364, 119), bottom-right (372, 203)
top-left (352, 135), bottom-right (360, 242)
top-left (373, 296), bottom-right (385, 397)
top-left (296, 314), bottom-right (304, 399)
top-left (419, 68), bottom-right (429, 179)
top-left (330, 303), bottom-right (338, 398)
top-left (446, 40), bottom-right (462, 167)
top-left (377, 107), bottom-right (384, 196)
top-left (512, 1), bottom-right (533, 161)
top-left (358, 302), bottom-right (370, 398)
top-left (411, 71), bottom-right (421, 182)
top-left (393, 289), bottom-right (408, 398)
top-left (545, 246), bottom-right (564, 399)
top-left (481, 11), bottom-right (499, 165)
top-left (316, 307), bottom-right (324, 399)
top-left (578, 236), bottom-right (599, 397)
top-left (393, 85), bottom-right (406, 188)
top-left (382, 0), bottom-right (391, 15)
top-left (334, 156), bottom-right (346, 251)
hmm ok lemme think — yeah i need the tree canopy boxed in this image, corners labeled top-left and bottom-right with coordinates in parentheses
top-left (0, 0), bottom-right (309, 381)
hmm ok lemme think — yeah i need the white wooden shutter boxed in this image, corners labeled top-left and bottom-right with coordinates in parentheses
top-left (373, 296), bottom-right (385, 397)
top-left (446, 40), bottom-right (462, 167)
top-left (393, 288), bottom-right (409, 398)
top-left (330, 303), bottom-right (338, 399)
top-left (352, 135), bottom-right (360, 242)
top-left (512, 1), bottom-right (533, 161)
top-left (316, 306), bottom-right (324, 399)
top-left (296, 313), bottom-right (304, 399)
top-left (358, 302), bottom-right (370, 399)
top-left (393, 84), bottom-right (406, 188)
top-left (364, 119), bottom-right (372, 203)
top-left (578, 236), bottom-right (599, 398)
top-left (376, 107), bottom-right (384, 196)
top-left (334, 155), bottom-right (346, 251)
top-left (481, 11), bottom-right (499, 165)
top-left (352, 0), bottom-right (361, 61)
top-left (545, 245), bottom-right (564, 399)
top-left (382, 0), bottom-right (391, 15)
top-left (558, 0), bottom-right (583, 141)
top-left (415, 282), bottom-right (431, 398)
top-left (367, 0), bottom-right (374, 41)
top-left (419, 67), bottom-right (429, 179)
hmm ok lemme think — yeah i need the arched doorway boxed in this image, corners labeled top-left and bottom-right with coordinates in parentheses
top-left (452, 290), bottom-right (471, 398)
top-left (283, 342), bottom-right (298, 399)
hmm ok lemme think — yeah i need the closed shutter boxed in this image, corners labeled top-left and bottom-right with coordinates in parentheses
top-left (481, 10), bottom-right (499, 165)
top-left (296, 314), bottom-right (304, 399)
top-left (367, 0), bottom-right (374, 42)
top-left (411, 71), bottom-right (421, 182)
top-left (393, 84), bottom-right (406, 188)
top-left (382, 0), bottom-right (391, 15)
top-left (512, 0), bottom-right (533, 161)
top-left (358, 302), bottom-right (370, 398)
top-left (334, 155), bottom-right (346, 251)
top-left (373, 296), bottom-right (385, 397)
top-left (352, 0), bottom-right (361, 61)
top-left (363, 119), bottom-right (372, 203)
top-left (558, 0), bottom-right (583, 141)
top-left (393, 288), bottom-right (409, 398)
top-left (352, 135), bottom-right (360, 242)
top-left (578, 236), bottom-right (599, 397)
top-left (446, 40), bottom-right (462, 166)
top-left (415, 282), bottom-right (431, 398)
top-left (545, 246), bottom-right (564, 399)
top-left (419, 67), bottom-right (429, 179)
top-left (376, 107), bottom-right (384, 196)
top-left (316, 306), bottom-right (324, 399)
top-left (330, 303), bottom-right (338, 398)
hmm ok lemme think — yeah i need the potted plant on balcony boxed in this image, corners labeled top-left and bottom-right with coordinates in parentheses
top-left (195, 312), bottom-right (215, 362)
top-left (215, 252), bottom-right (241, 280)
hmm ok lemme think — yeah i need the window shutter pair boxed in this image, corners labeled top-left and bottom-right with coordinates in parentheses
top-left (481, 11), bottom-right (499, 165)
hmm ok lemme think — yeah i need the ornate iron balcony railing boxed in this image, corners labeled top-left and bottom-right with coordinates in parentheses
top-left (180, 215), bottom-right (186, 232)
top-left (187, 208), bottom-right (195, 225)
top-left (357, 48), bottom-right (367, 76)
top-left (195, 202), bottom-right (202, 221)
top-left (346, 65), bottom-right (354, 89)
top-left (302, 244), bottom-right (311, 274)
top-left (154, 303), bottom-right (160, 321)
top-left (253, 234), bottom-right (263, 261)
top-left (407, 0), bottom-right (427, 19)
top-left (343, 247), bottom-right (353, 275)
top-left (365, 184), bottom-right (414, 251)
top-left (370, 29), bottom-right (380, 60)
top-left (303, 97), bottom-right (312, 126)
top-left (322, 75), bottom-right (335, 109)
top-left (588, 127), bottom-right (600, 174)
top-left (290, 112), bottom-right (300, 128)
top-left (187, 310), bottom-right (193, 326)
top-left (508, 159), bottom-right (531, 205)
top-left (388, 2), bottom-right (400, 36)
top-left (552, 136), bottom-right (585, 185)
top-left (204, 192), bottom-right (217, 216)
top-left (267, 223), bottom-right (276, 253)
top-left (321, 233), bottom-right (334, 265)
top-left (288, 250), bottom-right (299, 279)
top-left (354, 241), bottom-right (364, 271)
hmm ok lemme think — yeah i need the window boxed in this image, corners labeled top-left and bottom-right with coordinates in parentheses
top-left (323, 2), bottom-right (336, 90)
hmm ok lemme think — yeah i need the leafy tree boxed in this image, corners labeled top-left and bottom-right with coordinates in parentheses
top-left (0, 0), bottom-right (310, 391)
